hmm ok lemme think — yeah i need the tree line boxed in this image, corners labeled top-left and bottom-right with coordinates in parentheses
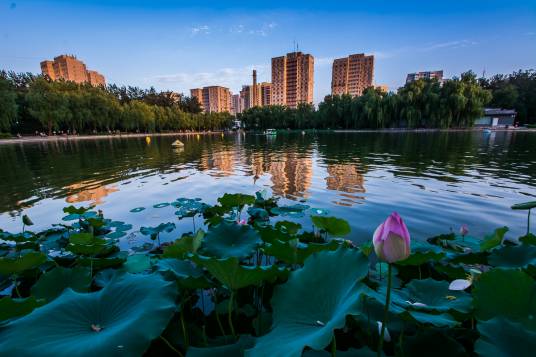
top-left (239, 70), bottom-right (536, 130)
top-left (0, 71), bottom-right (233, 135)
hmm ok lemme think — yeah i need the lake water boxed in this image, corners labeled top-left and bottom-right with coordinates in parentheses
top-left (0, 131), bottom-right (535, 243)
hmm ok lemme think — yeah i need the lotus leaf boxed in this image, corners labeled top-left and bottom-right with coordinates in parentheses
top-left (63, 205), bottom-right (90, 215)
top-left (163, 230), bottom-right (205, 259)
top-left (0, 251), bottom-right (47, 275)
top-left (218, 193), bottom-right (255, 209)
top-left (247, 207), bottom-right (269, 221)
top-left (311, 216), bottom-right (351, 237)
top-left (275, 221), bottom-right (302, 235)
top-left (488, 244), bottom-right (536, 268)
top-left (130, 207), bottom-right (146, 213)
top-left (0, 273), bottom-right (178, 356)
top-left (0, 296), bottom-right (45, 322)
top-left (77, 251), bottom-right (128, 270)
top-left (401, 329), bottom-right (466, 357)
top-left (475, 317), bottom-right (536, 357)
top-left (22, 214), bottom-right (33, 226)
top-left (153, 202), bottom-right (170, 208)
top-left (473, 268), bottom-right (536, 329)
top-left (262, 239), bottom-right (342, 265)
top-left (202, 222), bottom-right (262, 259)
top-left (270, 204), bottom-right (310, 218)
top-left (31, 266), bottom-right (92, 301)
top-left (192, 255), bottom-right (289, 290)
top-left (397, 241), bottom-right (445, 266)
top-left (122, 254), bottom-right (152, 273)
top-left (155, 258), bottom-right (209, 289)
top-left (520, 233), bottom-right (536, 245)
top-left (105, 231), bottom-right (127, 239)
top-left (140, 222), bottom-right (176, 237)
top-left (245, 249), bottom-right (370, 357)
top-left (307, 208), bottom-right (330, 216)
top-left (511, 201), bottom-right (536, 210)
top-left (480, 226), bottom-right (508, 251)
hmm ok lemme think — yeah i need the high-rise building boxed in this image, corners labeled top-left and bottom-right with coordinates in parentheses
top-left (271, 51), bottom-right (314, 108)
top-left (40, 55), bottom-right (105, 86)
top-left (190, 86), bottom-right (231, 113)
top-left (260, 82), bottom-right (272, 106)
top-left (239, 73), bottom-right (272, 110)
top-left (331, 53), bottom-right (374, 97)
top-left (406, 70), bottom-right (444, 84)
top-left (231, 94), bottom-right (244, 115)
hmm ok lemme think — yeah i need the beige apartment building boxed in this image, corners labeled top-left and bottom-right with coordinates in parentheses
top-left (190, 86), bottom-right (232, 113)
top-left (406, 70), bottom-right (444, 84)
top-left (40, 55), bottom-right (106, 86)
top-left (331, 53), bottom-right (374, 97)
top-left (271, 52), bottom-right (314, 108)
top-left (239, 70), bottom-right (272, 111)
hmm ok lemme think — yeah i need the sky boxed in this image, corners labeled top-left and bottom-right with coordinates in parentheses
top-left (1, 0), bottom-right (535, 104)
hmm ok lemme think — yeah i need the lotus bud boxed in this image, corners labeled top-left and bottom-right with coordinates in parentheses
top-left (460, 224), bottom-right (469, 237)
top-left (373, 212), bottom-right (411, 263)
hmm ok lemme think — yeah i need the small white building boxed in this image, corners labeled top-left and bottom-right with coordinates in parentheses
top-left (474, 108), bottom-right (516, 127)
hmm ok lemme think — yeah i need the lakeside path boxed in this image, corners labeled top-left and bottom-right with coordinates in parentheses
top-left (1, 128), bottom-right (535, 145)
top-left (0, 131), bottom-right (224, 145)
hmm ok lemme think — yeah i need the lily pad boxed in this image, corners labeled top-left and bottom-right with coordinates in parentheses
top-left (0, 251), bottom-right (47, 275)
top-left (153, 202), bottom-right (170, 208)
top-left (263, 239), bottom-right (343, 265)
top-left (473, 268), bottom-right (536, 329)
top-left (202, 222), bottom-right (262, 259)
top-left (270, 204), bottom-right (310, 218)
top-left (163, 230), bottom-right (205, 259)
top-left (245, 249), bottom-right (370, 357)
top-left (218, 193), bottom-right (255, 209)
top-left (311, 216), bottom-right (351, 237)
top-left (0, 296), bottom-right (45, 322)
top-left (122, 254), bottom-right (152, 273)
top-left (31, 266), bottom-right (92, 301)
top-left (397, 241), bottom-right (445, 266)
top-left (192, 255), bottom-right (288, 290)
top-left (129, 207), bottom-right (146, 213)
top-left (275, 221), bottom-right (302, 235)
top-left (480, 226), bottom-right (508, 251)
top-left (511, 201), bottom-right (536, 210)
top-left (488, 244), bottom-right (536, 269)
top-left (475, 317), bottom-right (536, 357)
top-left (0, 273), bottom-right (178, 356)
top-left (155, 258), bottom-right (209, 289)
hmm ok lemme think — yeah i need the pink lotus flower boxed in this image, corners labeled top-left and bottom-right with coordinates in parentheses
top-left (373, 212), bottom-right (411, 263)
top-left (460, 224), bottom-right (469, 237)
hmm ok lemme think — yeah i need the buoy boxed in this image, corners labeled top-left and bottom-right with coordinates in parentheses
top-left (172, 139), bottom-right (184, 147)
top-left (196, 134), bottom-right (200, 140)
top-left (145, 136), bottom-right (151, 144)
top-left (221, 132), bottom-right (224, 138)
top-left (301, 131), bottom-right (306, 135)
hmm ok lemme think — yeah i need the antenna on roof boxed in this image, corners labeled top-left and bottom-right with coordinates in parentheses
top-left (482, 68), bottom-right (486, 78)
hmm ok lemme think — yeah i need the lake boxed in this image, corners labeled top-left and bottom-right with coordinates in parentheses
top-left (0, 131), bottom-right (534, 243)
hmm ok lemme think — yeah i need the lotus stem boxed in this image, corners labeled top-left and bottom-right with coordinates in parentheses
top-left (228, 290), bottom-right (236, 338)
top-left (215, 308), bottom-right (227, 339)
top-left (331, 334), bottom-right (337, 356)
top-left (159, 336), bottom-right (184, 357)
top-left (14, 277), bottom-right (21, 298)
top-left (528, 209), bottom-right (531, 235)
top-left (180, 304), bottom-right (189, 350)
top-left (378, 263), bottom-right (392, 357)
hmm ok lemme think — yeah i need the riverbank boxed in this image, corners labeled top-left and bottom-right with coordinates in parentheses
top-left (1, 127), bottom-right (535, 145)
top-left (0, 131), bottom-right (226, 145)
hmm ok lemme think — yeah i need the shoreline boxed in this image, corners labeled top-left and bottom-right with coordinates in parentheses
top-left (0, 127), bottom-right (535, 145)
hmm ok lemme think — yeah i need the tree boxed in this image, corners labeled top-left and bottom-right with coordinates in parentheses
top-left (0, 77), bottom-right (17, 131)
top-left (26, 78), bottom-right (71, 135)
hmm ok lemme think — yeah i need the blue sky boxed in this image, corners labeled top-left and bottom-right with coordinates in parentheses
top-left (1, 0), bottom-right (535, 103)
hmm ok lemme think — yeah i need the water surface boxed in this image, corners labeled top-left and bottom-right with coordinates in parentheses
top-left (1, 131), bottom-right (534, 243)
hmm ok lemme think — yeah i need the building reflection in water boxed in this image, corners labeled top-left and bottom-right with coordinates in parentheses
top-left (65, 181), bottom-right (119, 205)
top-left (199, 149), bottom-right (236, 177)
top-left (325, 163), bottom-right (366, 206)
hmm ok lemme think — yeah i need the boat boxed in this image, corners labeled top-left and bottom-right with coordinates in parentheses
top-left (265, 129), bottom-right (277, 136)
top-left (171, 139), bottom-right (184, 147)
top-left (482, 128), bottom-right (492, 134)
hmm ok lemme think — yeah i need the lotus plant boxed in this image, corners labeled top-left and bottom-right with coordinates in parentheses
top-left (372, 212), bottom-right (411, 357)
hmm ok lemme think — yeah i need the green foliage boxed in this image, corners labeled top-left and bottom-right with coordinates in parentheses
top-left (163, 230), bottom-right (204, 259)
top-left (310, 216), bottom-right (351, 237)
top-left (0, 251), bottom-right (47, 275)
top-left (31, 266), bottom-right (92, 301)
top-left (480, 226), bottom-right (508, 251)
top-left (475, 317), bottom-right (536, 357)
top-left (0, 296), bottom-right (45, 322)
top-left (0, 274), bottom-right (178, 356)
top-left (246, 249), bottom-right (370, 357)
top-left (202, 222), bottom-right (262, 259)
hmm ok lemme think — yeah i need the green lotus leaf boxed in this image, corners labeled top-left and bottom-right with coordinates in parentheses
top-left (270, 204), bottom-right (310, 218)
top-left (153, 202), bottom-right (170, 208)
top-left (520, 233), bottom-right (536, 245)
top-left (0, 296), bottom-right (45, 322)
top-left (202, 222), bottom-right (262, 259)
top-left (129, 207), bottom-right (145, 213)
top-left (163, 230), bottom-right (205, 259)
top-left (140, 222), bottom-right (176, 236)
top-left (22, 214), bottom-right (34, 226)
top-left (311, 216), bottom-right (351, 237)
top-left (63, 205), bottom-right (90, 215)
top-left (307, 208), bottom-right (330, 216)
top-left (0, 251), bottom-right (47, 275)
top-left (353, 295), bottom-right (407, 334)
top-left (93, 268), bottom-right (123, 288)
top-left (155, 258), bottom-right (209, 289)
top-left (245, 249), bottom-right (370, 357)
top-left (82, 211), bottom-right (98, 219)
top-left (77, 251), bottom-right (128, 270)
top-left (172, 198), bottom-right (207, 218)
top-left (187, 335), bottom-right (255, 357)
top-left (274, 221), bottom-right (302, 235)
top-left (397, 241), bottom-right (445, 266)
top-left (262, 239), bottom-right (342, 265)
top-left (105, 231), bottom-right (127, 239)
top-left (473, 268), bottom-right (536, 329)
top-left (67, 242), bottom-right (116, 256)
top-left (122, 254), bottom-right (152, 273)
top-left (475, 317), bottom-right (536, 357)
top-left (0, 273), bottom-right (178, 356)
top-left (62, 213), bottom-right (81, 221)
top-left (69, 232), bottom-right (97, 245)
top-left (388, 278), bottom-right (472, 314)
top-left (400, 310), bottom-right (459, 327)
top-left (488, 244), bottom-right (536, 268)
top-left (31, 266), bottom-right (92, 301)
top-left (218, 193), bottom-right (255, 209)
top-left (401, 329), bottom-right (466, 357)
top-left (192, 255), bottom-right (289, 290)
top-left (247, 207), bottom-right (269, 221)
top-left (256, 226), bottom-right (292, 244)
top-left (480, 226), bottom-right (508, 251)
top-left (511, 201), bottom-right (536, 210)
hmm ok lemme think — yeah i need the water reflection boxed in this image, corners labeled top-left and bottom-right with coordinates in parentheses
top-left (0, 131), bottom-right (535, 240)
